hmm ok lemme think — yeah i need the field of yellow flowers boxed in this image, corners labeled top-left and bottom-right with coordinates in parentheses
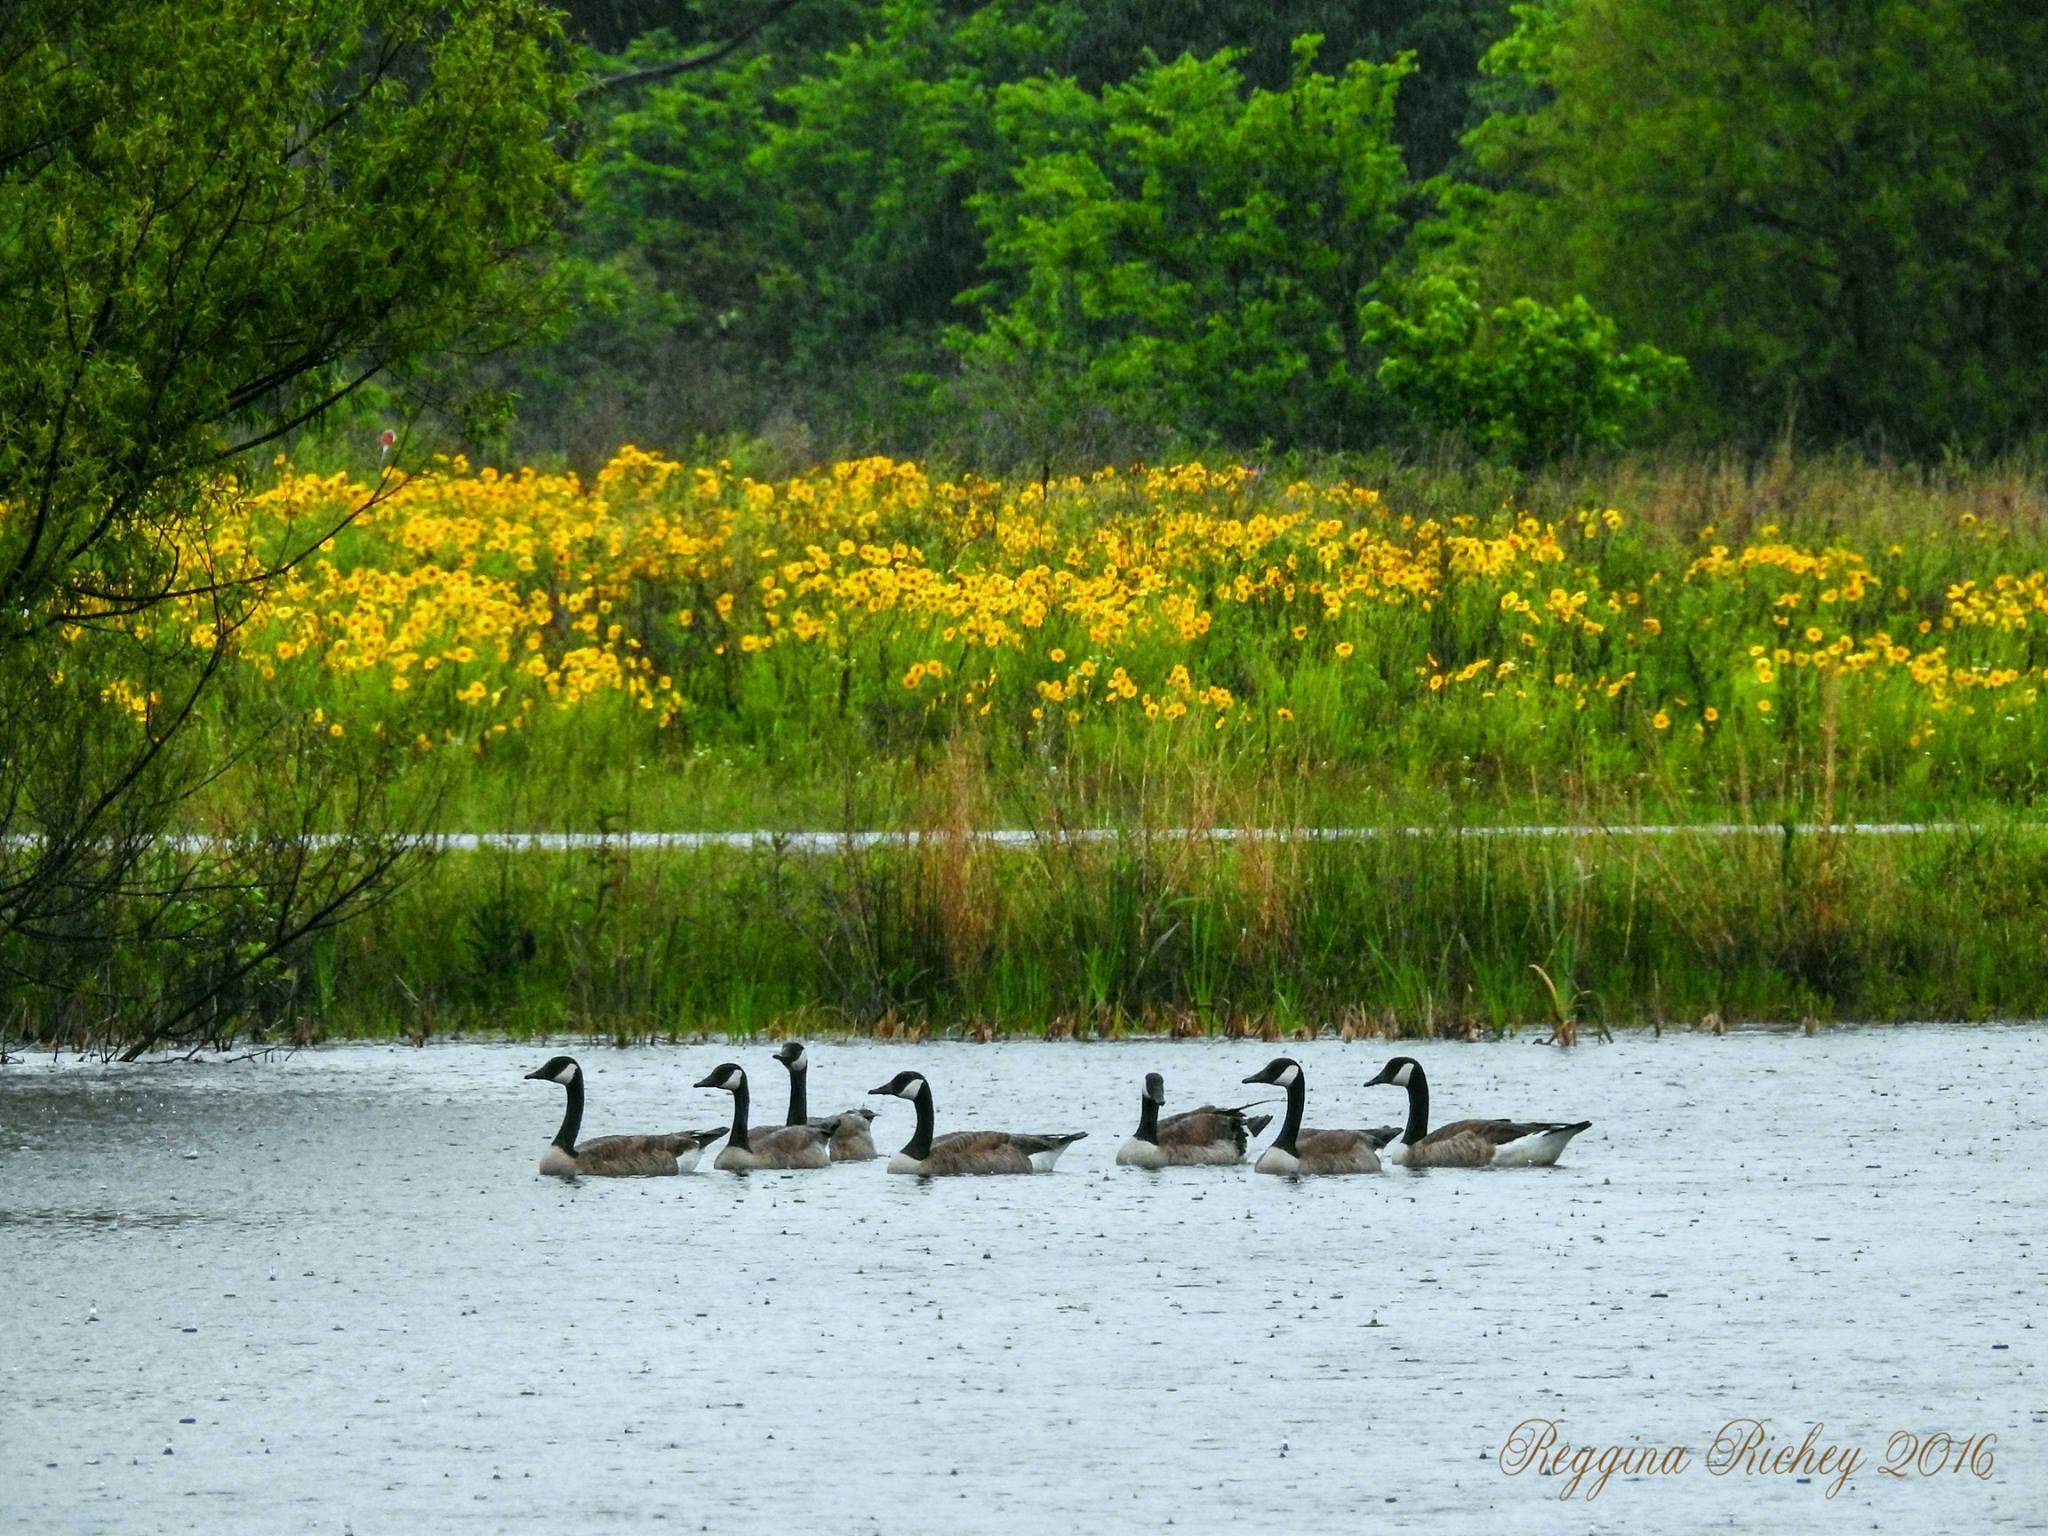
top-left (173, 447), bottom-right (2048, 824)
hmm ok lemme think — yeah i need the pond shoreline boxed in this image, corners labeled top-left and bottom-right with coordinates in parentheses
top-left (13, 1013), bottom-right (2048, 1068)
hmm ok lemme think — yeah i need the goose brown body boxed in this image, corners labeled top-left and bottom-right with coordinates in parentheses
top-left (714, 1123), bottom-right (834, 1171)
top-left (542, 1130), bottom-right (726, 1178)
top-left (1391, 1117), bottom-right (1593, 1168)
top-left (916, 1129), bottom-right (1072, 1175)
top-left (1162, 1106), bottom-right (1274, 1158)
top-left (810, 1109), bottom-right (879, 1160)
top-left (1259, 1126), bottom-right (1387, 1175)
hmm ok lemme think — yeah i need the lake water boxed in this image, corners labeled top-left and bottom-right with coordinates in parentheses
top-left (2, 1030), bottom-right (2041, 1533)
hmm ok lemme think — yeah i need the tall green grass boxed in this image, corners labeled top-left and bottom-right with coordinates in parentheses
top-left (243, 808), bottom-right (2047, 1045)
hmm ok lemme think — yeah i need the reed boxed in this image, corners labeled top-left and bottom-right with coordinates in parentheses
top-left (258, 796), bottom-right (2048, 1044)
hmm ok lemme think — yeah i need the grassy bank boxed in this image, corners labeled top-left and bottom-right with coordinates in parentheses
top-left (22, 449), bottom-right (2048, 1054)
top-left (220, 813), bottom-right (2041, 1046)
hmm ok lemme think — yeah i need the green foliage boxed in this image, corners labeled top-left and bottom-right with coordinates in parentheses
top-left (1364, 275), bottom-right (1686, 463)
top-left (954, 39), bottom-right (1413, 453)
top-left (305, 820), bottom-right (2048, 1038)
top-left (527, 3), bottom-right (1516, 457)
top-left (530, 0), bottom-right (1051, 450)
top-left (1465, 0), bottom-right (2048, 449)
top-left (527, 0), bottom-right (2048, 461)
top-left (1, 0), bottom-right (573, 614)
top-left (749, 3), bottom-right (1051, 362)
top-left (1042, 0), bottom-right (1506, 177)
top-left (0, 0), bottom-right (575, 1053)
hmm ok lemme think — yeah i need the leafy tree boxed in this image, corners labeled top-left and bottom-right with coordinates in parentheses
top-left (564, 0), bottom-right (890, 60)
top-left (1465, 0), bottom-right (2048, 448)
top-left (527, 3), bottom-right (1516, 453)
top-left (528, 0), bottom-right (1053, 450)
top-left (1364, 275), bottom-right (1686, 463)
top-left (1049, 0), bottom-right (1506, 179)
top-left (0, 0), bottom-right (573, 1052)
top-left (955, 38), bottom-right (1413, 453)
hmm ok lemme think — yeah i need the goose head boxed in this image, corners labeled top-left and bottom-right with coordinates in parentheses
top-left (1365, 1056), bottom-right (1421, 1089)
top-left (524, 1056), bottom-right (581, 1087)
top-left (869, 1070), bottom-right (928, 1100)
top-left (694, 1062), bottom-right (747, 1093)
top-left (1242, 1057), bottom-right (1302, 1088)
top-left (1142, 1072), bottom-right (1166, 1105)
top-left (773, 1040), bottom-right (809, 1071)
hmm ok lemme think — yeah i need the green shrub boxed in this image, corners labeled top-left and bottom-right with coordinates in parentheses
top-left (1364, 274), bottom-right (1686, 463)
top-left (952, 37), bottom-right (1412, 453)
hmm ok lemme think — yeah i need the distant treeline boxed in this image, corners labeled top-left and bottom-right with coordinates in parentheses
top-left (503, 0), bottom-right (2048, 465)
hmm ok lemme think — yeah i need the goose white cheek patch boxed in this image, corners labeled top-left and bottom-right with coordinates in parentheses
top-left (1392, 1063), bottom-right (1413, 1087)
top-left (1276, 1064), bottom-right (1301, 1088)
top-left (555, 1063), bottom-right (580, 1084)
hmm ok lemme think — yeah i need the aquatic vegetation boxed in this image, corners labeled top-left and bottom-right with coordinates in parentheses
top-left (292, 814), bottom-right (2048, 1040)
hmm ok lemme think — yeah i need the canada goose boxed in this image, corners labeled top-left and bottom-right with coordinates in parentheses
top-left (1365, 1055), bottom-right (1592, 1167)
top-left (1115, 1072), bottom-right (1274, 1167)
top-left (1240, 1057), bottom-right (1392, 1175)
top-left (869, 1070), bottom-right (1085, 1175)
top-left (524, 1056), bottom-right (726, 1178)
top-left (695, 1063), bottom-right (833, 1171)
top-left (774, 1040), bottom-right (878, 1160)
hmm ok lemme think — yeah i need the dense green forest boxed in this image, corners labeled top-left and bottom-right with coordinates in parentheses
top-left (509, 0), bottom-right (2048, 464)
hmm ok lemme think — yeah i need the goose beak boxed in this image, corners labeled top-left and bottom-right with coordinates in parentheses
top-left (1241, 1070), bottom-right (1267, 1085)
top-left (523, 1068), bottom-right (548, 1081)
top-left (692, 1072), bottom-right (722, 1089)
top-left (1364, 1065), bottom-right (1392, 1086)
top-left (868, 1083), bottom-right (893, 1096)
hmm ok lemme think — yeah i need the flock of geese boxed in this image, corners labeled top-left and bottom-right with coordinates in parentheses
top-left (526, 1042), bottom-right (1593, 1178)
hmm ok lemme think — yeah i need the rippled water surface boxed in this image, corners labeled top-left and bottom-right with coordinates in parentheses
top-left (3, 1031), bottom-right (2043, 1533)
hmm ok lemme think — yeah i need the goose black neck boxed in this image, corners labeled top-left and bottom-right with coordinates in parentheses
top-left (1275, 1073), bottom-right (1305, 1155)
top-left (901, 1085), bottom-right (936, 1160)
top-left (783, 1062), bottom-right (808, 1126)
top-left (1134, 1094), bottom-right (1160, 1144)
top-left (727, 1079), bottom-right (752, 1151)
top-left (553, 1074), bottom-right (584, 1152)
top-left (1401, 1066), bottom-right (1430, 1145)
